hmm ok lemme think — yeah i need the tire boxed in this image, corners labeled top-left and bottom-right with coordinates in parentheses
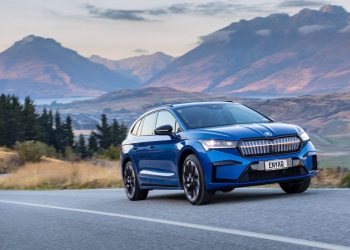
top-left (123, 161), bottom-right (148, 201)
top-left (279, 178), bottom-right (311, 194)
top-left (182, 154), bottom-right (215, 205)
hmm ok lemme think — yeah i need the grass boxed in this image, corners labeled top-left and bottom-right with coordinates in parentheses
top-left (0, 158), bottom-right (123, 190)
top-left (0, 149), bottom-right (22, 174)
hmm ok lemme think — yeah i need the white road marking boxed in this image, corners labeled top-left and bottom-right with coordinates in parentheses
top-left (0, 200), bottom-right (349, 250)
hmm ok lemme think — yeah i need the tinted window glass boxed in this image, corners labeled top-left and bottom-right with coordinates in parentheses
top-left (156, 111), bottom-right (177, 131)
top-left (140, 112), bottom-right (157, 136)
top-left (131, 119), bottom-right (141, 135)
top-left (175, 104), bottom-right (270, 129)
top-left (137, 118), bottom-right (144, 136)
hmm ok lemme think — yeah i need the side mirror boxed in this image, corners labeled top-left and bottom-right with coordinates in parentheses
top-left (154, 124), bottom-right (173, 136)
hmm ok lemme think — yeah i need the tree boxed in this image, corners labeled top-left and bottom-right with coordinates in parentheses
top-left (76, 134), bottom-right (87, 159)
top-left (111, 119), bottom-right (120, 146)
top-left (96, 114), bottom-right (111, 149)
top-left (119, 123), bottom-right (128, 144)
top-left (63, 115), bottom-right (74, 149)
top-left (0, 95), bottom-right (22, 146)
top-left (53, 111), bottom-right (64, 152)
top-left (20, 96), bottom-right (40, 141)
top-left (38, 108), bottom-right (50, 144)
top-left (47, 110), bottom-right (55, 146)
top-left (88, 132), bottom-right (98, 154)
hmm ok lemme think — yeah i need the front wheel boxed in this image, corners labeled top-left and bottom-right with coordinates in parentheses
top-left (123, 161), bottom-right (148, 201)
top-left (182, 154), bottom-right (215, 205)
top-left (279, 178), bottom-right (311, 194)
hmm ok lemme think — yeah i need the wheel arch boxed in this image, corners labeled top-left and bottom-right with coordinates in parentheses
top-left (178, 147), bottom-right (198, 186)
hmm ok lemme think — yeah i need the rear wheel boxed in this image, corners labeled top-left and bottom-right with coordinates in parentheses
top-left (123, 161), bottom-right (148, 201)
top-left (182, 154), bottom-right (215, 205)
top-left (279, 178), bottom-right (311, 194)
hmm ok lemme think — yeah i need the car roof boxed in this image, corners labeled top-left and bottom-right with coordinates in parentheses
top-left (170, 101), bottom-right (241, 109)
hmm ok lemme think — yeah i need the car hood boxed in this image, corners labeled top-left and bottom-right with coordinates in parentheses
top-left (184, 122), bottom-right (302, 140)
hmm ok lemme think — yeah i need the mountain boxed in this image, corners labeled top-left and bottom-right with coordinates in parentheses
top-left (90, 52), bottom-right (174, 83)
top-left (0, 35), bottom-right (138, 98)
top-left (147, 5), bottom-right (350, 96)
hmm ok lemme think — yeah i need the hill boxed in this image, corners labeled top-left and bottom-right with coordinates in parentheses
top-left (90, 52), bottom-right (174, 83)
top-left (147, 5), bottom-right (350, 97)
top-left (0, 35), bottom-right (138, 98)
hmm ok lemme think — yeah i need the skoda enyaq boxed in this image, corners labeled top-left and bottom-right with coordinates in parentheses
top-left (121, 102), bottom-right (317, 205)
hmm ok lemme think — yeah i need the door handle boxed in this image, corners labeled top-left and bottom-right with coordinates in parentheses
top-left (149, 145), bottom-right (155, 150)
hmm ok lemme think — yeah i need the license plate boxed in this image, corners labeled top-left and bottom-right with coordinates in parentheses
top-left (264, 159), bottom-right (288, 171)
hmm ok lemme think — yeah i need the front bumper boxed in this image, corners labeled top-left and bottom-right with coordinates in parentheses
top-left (198, 140), bottom-right (317, 190)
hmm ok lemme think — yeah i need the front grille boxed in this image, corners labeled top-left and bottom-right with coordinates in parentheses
top-left (238, 136), bottom-right (301, 157)
top-left (238, 166), bottom-right (307, 183)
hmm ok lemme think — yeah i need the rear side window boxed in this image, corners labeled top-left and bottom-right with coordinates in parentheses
top-left (140, 112), bottom-right (157, 136)
top-left (131, 119), bottom-right (142, 135)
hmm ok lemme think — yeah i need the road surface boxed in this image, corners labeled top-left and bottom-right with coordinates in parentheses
top-left (0, 188), bottom-right (349, 250)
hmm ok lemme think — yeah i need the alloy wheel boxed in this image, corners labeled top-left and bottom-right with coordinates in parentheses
top-left (124, 163), bottom-right (136, 198)
top-left (183, 159), bottom-right (200, 202)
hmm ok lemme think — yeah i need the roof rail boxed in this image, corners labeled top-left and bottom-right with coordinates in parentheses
top-left (160, 104), bottom-right (174, 107)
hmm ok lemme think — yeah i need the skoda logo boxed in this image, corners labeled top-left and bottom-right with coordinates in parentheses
top-left (264, 132), bottom-right (272, 137)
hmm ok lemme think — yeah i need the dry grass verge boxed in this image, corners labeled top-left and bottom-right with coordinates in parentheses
top-left (312, 168), bottom-right (348, 187)
top-left (0, 148), bottom-right (22, 174)
top-left (0, 158), bottom-right (122, 190)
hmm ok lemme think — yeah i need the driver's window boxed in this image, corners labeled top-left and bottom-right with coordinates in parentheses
top-left (156, 110), bottom-right (181, 133)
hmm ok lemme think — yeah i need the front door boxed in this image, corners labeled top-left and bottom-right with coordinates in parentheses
top-left (137, 110), bottom-right (181, 187)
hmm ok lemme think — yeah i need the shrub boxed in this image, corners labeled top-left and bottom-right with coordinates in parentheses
top-left (98, 145), bottom-right (120, 161)
top-left (15, 141), bottom-right (57, 162)
top-left (64, 146), bottom-right (79, 161)
top-left (341, 173), bottom-right (350, 188)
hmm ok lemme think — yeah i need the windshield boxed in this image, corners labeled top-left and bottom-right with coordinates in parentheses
top-left (175, 103), bottom-right (271, 129)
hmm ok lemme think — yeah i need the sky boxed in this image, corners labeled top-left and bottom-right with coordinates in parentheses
top-left (0, 0), bottom-right (349, 59)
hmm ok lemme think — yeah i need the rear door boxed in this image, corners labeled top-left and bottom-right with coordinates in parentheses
top-left (132, 112), bottom-right (158, 180)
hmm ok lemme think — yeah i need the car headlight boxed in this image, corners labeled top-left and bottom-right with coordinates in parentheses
top-left (299, 131), bottom-right (310, 142)
top-left (199, 140), bottom-right (238, 151)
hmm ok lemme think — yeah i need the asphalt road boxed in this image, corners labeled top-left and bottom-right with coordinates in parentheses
top-left (0, 188), bottom-right (349, 250)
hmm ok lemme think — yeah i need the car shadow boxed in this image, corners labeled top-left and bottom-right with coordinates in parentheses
top-left (148, 189), bottom-right (314, 205)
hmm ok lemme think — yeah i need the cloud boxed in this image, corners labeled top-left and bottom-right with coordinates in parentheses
top-left (86, 5), bottom-right (147, 21)
top-left (134, 48), bottom-right (148, 54)
top-left (85, 2), bottom-right (268, 22)
top-left (255, 29), bottom-right (271, 36)
top-left (278, 0), bottom-right (329, 8)
top-left (298, 24), bottom-right (330, 34)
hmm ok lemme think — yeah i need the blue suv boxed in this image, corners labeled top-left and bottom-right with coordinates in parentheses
top-left (121, 102), bottom-right (317, 205)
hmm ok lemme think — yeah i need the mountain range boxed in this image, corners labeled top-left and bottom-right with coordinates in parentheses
top-left (0, 5), bottom-right (349, 97)
top-left (147, 5), bottom-right (350, 96)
